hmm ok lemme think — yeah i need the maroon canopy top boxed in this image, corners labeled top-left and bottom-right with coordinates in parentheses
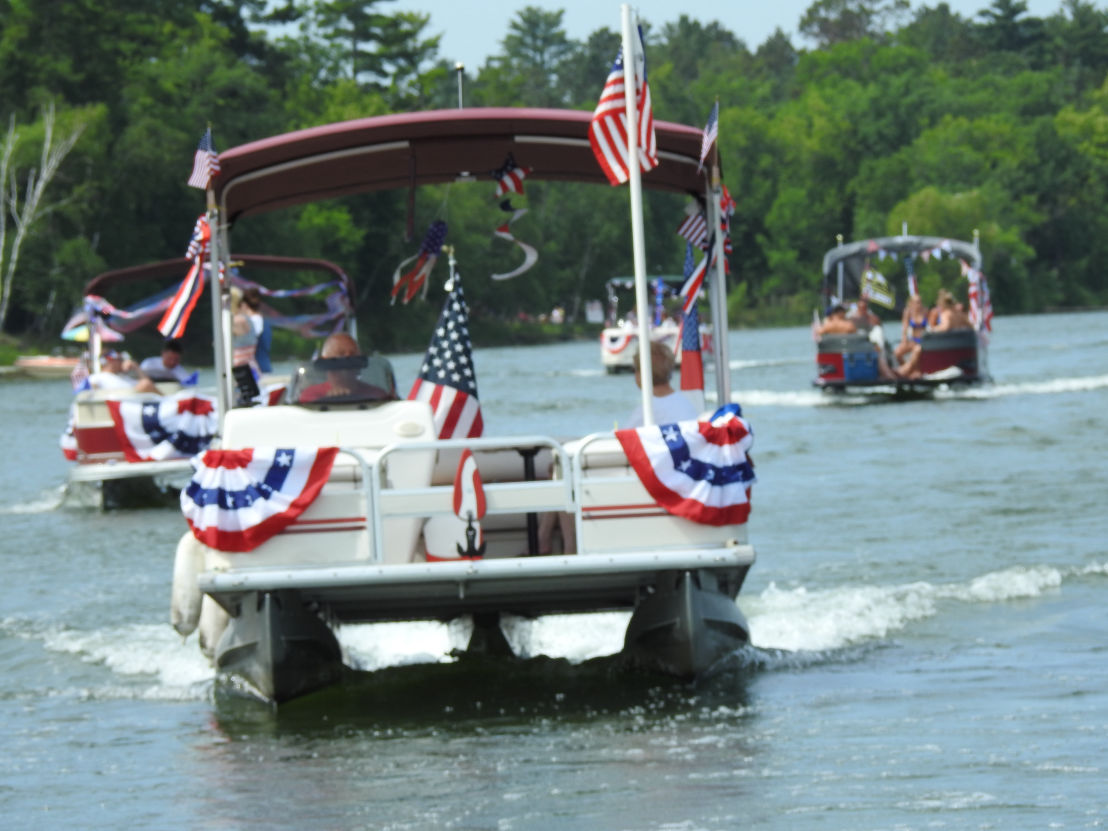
top-left (213, 107), bottom-right (711, 224)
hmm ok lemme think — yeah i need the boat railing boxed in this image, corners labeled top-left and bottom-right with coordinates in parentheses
top-left (369, 436), bottom-right (574, 564)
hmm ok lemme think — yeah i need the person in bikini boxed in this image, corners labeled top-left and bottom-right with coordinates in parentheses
top-left (895, 294), bottom-right (929, 366)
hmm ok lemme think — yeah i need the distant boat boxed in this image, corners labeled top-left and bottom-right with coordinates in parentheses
top-left (14, 354), bottom-right (80, 379)
top-left (813, 231), bottom-right (992, 397)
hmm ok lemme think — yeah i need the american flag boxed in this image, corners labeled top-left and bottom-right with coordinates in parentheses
top-left (493, 153), bottom-right (532, 199)
top-left (408, 279), bottom-right (483, 439)
top-left (697, 101), bottom-right (719, 172)
top-left (680, 243), bottom-right (705, 405)
top-left (588, 25), bottom-right (657, 186)
top-left (187, 127), bottom-right (220, 190)
top-left (965, 263), bottom-right (994, 333)
top-left (676, 204), bottom-right (709, 249)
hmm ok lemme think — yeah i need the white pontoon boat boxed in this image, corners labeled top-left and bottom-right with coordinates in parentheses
top-left (169, 91), bottom-right (756, 700)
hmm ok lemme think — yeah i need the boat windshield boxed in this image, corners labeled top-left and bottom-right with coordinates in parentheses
top-left (287, 354), bottom-right (398, 407)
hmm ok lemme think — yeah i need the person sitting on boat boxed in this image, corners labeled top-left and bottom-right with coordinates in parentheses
top-left (624, 341), bottom-right (698, 427)
top-left (139, 338), bottom-right (192, 384)
top-left (816, 303), bottom-right (856, 336)
top-left (87, 348), bottom-right (159, 393)
top-left (932, 293), bottom-right (973, 332)
top-left (895, 295), bottom-right (929, 365)
top-left (297, 332), bottom-right (397, 404)
top-left (241, 287), bottom-right (273, 373)
top-left (927, 289), bottom-right (950, 329)
top-left (849, 298), bottom-right (881, 333)
top-left (230, 287), bottom-right (259, 372)
top-left (819, 305), bottom-right (899, 380)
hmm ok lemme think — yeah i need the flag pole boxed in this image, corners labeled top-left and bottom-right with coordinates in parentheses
top-left (621, 4), bottom-right (654, 426)
top-left (707, 99), bottom-right (731, 410)
top-left (206, 185), bottom-right (230, 426)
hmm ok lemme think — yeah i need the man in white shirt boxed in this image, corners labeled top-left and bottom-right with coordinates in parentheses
top-left (139, 339), bottom-right (192, 383)
top-left (88, 349), bottom-right (158, 393)
top-left (624, 340), bottom-right (699, 427)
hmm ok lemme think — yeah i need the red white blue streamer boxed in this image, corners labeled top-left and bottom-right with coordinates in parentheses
top-left (106, 394), bottom-right (218, 462)
top-left (182, 447), bottom-right (339, 552)
top-left (615, 404), bottom-right (755, 526)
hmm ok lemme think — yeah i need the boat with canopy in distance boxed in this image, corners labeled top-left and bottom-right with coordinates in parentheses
top-left (813, 228), bottom-right (994, 397)
top-left (61, 255), bottom-right (355, 510)
top-left (169, 7), bottom-right (757, 704)
top-left (599, 276), bottom-right (712, 373)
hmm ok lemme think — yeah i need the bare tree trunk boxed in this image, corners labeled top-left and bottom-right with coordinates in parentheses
top-left (0, 104), bottom-right (85, 333)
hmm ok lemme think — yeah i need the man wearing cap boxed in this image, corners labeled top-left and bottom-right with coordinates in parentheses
top-left (817, 304), bottom-right (857, 336)
top-left (88, 349), bottom-right (158, 393)
top-left (140, 339), bottom-right (192, 383)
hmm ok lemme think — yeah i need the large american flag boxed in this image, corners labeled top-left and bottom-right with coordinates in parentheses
top-left (408, 280), bottom-right (483, 439)
top-left (187, 127), bottom-right (220, 190)
top-left (588, 25), bottom-right (657, 186)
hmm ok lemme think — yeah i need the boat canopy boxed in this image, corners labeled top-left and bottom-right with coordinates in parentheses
top-left (822, 235), bottom-right (981, 280)
top-left (213, 108), bottom-right (709, 224)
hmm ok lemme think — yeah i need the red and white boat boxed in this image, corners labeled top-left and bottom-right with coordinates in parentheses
top-left (814, 231), bottom-right (993, 396)
top-left (63, 255), bottom-right (355, 509)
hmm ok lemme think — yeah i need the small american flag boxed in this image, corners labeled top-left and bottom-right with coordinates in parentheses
top-left (588, 25), bottom-right (657, 186)
top-left (408, 279), bottom-right (483, 439)
top-left (697, 101), bottom-right (719, 172)
top-left (676, 205), bottom-right (709, 249)
top-left (187, 127), bottom-right (221, 190)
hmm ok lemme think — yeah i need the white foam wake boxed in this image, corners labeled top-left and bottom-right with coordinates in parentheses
top-left (746, 562), bottom-right (1104, 652)
top-left (938, 373), bottom-right (1108, 400)
top-left (0, 485), bottom-right (67, 514)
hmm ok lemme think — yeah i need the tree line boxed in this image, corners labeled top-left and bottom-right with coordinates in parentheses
top-left (2, 0), bottom-right (1107, 353)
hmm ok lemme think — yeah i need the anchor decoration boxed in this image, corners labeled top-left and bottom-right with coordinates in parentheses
top-left (452, 448), bottom-right (487, 558)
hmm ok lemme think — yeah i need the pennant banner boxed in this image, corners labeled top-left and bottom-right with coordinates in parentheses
top-left (106, 394), bottom-right (218, 462)
top-left (182, 447), bottom-right (339, 552)
top-left (615, 404), bottom-right (756, 526)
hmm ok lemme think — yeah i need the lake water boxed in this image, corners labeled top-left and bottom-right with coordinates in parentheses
top-left (1, 311), bottom-right (1106, 829)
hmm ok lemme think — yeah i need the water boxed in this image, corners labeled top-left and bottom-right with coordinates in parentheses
top-left (2, 312), bottom-right (1105, 829)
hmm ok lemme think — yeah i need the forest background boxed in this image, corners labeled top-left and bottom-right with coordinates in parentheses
top-left (2, 0), bottom-right (1108, 359)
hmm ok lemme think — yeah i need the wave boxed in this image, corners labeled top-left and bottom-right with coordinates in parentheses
top-left (0, 485), bottom-right (67, 514)
top-left (732, 389), bottom-right (848, 408)
top-left (13, 561), bottom-right (1104, 698)
top-left (746, 560), bottom-right (1107, 653)
top-left (729, 357), bottom-right (809, 371)
top-left (938, 373), bottom-right (1108, 400)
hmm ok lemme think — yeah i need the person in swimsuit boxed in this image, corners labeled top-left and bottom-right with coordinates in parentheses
top-left (895, 294), bottom-right (929, 365)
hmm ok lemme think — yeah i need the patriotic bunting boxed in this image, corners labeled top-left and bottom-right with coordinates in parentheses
top-left (615, 404), bottom-right (756, 527)
top-left (182, 447), bottom-right (339, 552)
top-left (588, 24), bottom-right (657, 186)
top-left (391, 220), bottom-right (447, 305)
top-left (408, 277), bottom-right (483, 439)
top-left (106, 394), bottom-right (218, 462)
top-left (157, 216), bottom-right (210, 339)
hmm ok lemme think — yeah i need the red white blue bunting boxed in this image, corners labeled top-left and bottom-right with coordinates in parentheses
top-left (106, 395), bottom-right (218, 462)
top-left (615, 404), bottom-right (755, 526)
top-left (182, 447), bottom-right (338, 552)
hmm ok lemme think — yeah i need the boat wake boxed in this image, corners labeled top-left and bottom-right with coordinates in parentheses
top-left (729, 357), bottom-right (809, 371)
top-left (732, 389), bottom-right (850, 408)
top-left (745, 560), bottom-right (1108, 655)
top-left (936, 373), bottom-right (1108, 400)
top-left (0, 485), bottom-right (67, 514)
